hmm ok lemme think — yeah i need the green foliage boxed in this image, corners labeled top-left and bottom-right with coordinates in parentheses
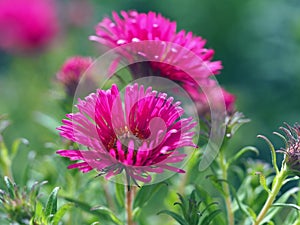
top-left (0, 177), bottom-right (72, 225)
top-left (158, 190), bottom-right (221, 225)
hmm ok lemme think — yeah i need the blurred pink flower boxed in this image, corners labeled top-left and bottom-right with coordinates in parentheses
top-left (65, 1), bottom-right (93, 27)
top-left (90, 11), bottom-right (236, 114)
top-left (0, 0), bottom-right (59, 53)
top-left (57, 83), bottom-right (197, 183)
top-left (90, 11), bottom-right (221, 81)
top-left (57, 56), bottom-right (93, 96)
top-left (184, 83), bottom-right (236, 115)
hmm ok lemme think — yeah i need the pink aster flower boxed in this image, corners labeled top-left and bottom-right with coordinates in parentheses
top-left (184, 83), bottom-right (236, 115)
top-left (90, 11), bottom-right (236, 114)
top-left (90, 11), bottom-right (221, 82)
top-left (57, 83), bottom-right (197, 184)
top-left (57, 56), bottom-right (93, 97)
top-left (0, 0), bottom-right (59, 53)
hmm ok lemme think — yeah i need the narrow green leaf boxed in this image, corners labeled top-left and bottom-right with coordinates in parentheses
top-left (255, 172), bottom-right (271, 194)
top-left (44, 187), bottom-right (60, 218)
top-left (157, 210), bottom-right (189, 225)
top-left (4, 176), bottom-right (15, 199)
top-left (115, 183), bottom-right (125, 207)
top-left (195, 185), bottom-right (226, 225)
top-left (33, 201), bottom-right (45, 223)
top-left (257, 135), bottom-right (279, 174)
top-left (200, 209), bottom-right (222, 225)
top-left (133, 182), bottom-right (167, 208)
top-left (272, 203), bottom-right (300, 211)
top-left (33, 112), bottom-right (60, 134)
top-left (228, 146), bottom-right (259, 165)
top-left (11, 138), bottom-right (29, 159)
top-left (261, 187), bottom-right (300, 224)
top-left (132, 207), bottom-right (142, 220)
top-left (52, 203), bottom-right (74, 225)
top-left (283, 176), bottom-right (300, 185)
top-left (91, 206), bottom-right (123, 225)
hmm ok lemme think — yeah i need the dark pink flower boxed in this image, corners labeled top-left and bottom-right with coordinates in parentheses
top-left (90, 11), bottom-right (236, 114)
top-left (184, 83), bottom-right (236, 115)
top-left (57, 56), bottom-right (93, 97)
top-left (0, 0), bottom-right (59, 53)
top-left (279, 123), bottom-right (300, 175)
top-left (90, 11), bottom-right (221, 81)
top-left (57, 83), bottom-right (197, 184)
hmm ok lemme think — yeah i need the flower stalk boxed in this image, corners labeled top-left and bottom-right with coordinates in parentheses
top-left (126, 188), bottom-right (134, 225)
top-left (253, 165), bottom-right (288, 225)
top-left (218, 152), bottom-right (234, 225)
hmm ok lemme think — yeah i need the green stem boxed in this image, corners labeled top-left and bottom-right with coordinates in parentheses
top-left (253, 167), bottom-right (288, 225)
top-left (219, 152), bottom-right (234, 225)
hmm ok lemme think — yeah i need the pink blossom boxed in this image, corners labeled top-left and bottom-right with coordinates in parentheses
top-left (57, 56), bottom-right (93, 96)
top-left (184, 83), bottom-right (236, 115)
top-left (90, 11), bottom-right (235, 114)
top-left (57, 83), bottom-right (197, 184)
top-left (0, 0), bottom-right (59, 53)
top-left (90, 11), bottom-right (221, 81)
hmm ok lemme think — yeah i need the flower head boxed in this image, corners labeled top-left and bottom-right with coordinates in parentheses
top-left (90, 11), bottom-right (235, 114)
top-left (57, 56), bottom-right (93, 97)
top-left (91, 11), bottom-right (221, 79)
top-left (279, 123), bottom-right (300, 175)
top-left (0, 0), bottom-right (59, 53)
top-left (57, 83), bottom-right (197, 184)
top-left (183, 83), bottom-right (236, 115)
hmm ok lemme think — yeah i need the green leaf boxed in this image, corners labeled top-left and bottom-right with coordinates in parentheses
top-left (11, 138), bottom-right (29, 159)
top-left (133, 182), bottom-right (167, 208)
top-left (44, 187), bottom-right (60, 218)
top-left (261, 187), bottom-right (300, 224)
top-left (157, 210), bottom-right (189, 225)
top-left (132, 207), bottom-right (142, 220)
top-left (4, 176), bottom-right (15, 199)
top-left (272, 203), bottom-right (300, 211)
top-left (205, 175), bottom-right (226, 196)
top-left (283, 176), bottom-right (300, 185)
top-left (34, 201), bottom-right (45, 223)
top-left (255, 172), bottom-right (271, 194)
top-left (257, 135), bottom-right (279, 174)
top-left (52, 203), bottom-right (74, 225)
top-left (174, 193), bottom-right (188, 220)
top-left (33, 112), bottom-right (60, 134)
top-left (200, 209), bottom-right (222, 225)
top-left (195, 185), bottom-right (226, 225)
top-left (91, 206), bottom-right (123, 225)
top-left (228, 146), bottom-right (259, 165)
top-left (115, 183), bottom-right (125, 207)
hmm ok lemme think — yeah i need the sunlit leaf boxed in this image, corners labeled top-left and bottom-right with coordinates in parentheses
top-left (91, 206), bottom-right (123, 225)
top-left (52, 203), bottom-right (74, 225)
top-left (133, 182), bottom-right (167, 208)
top-left (44, 187), bottom-right (60, 218)
top-left (157, 210), bottom-right (189, 225)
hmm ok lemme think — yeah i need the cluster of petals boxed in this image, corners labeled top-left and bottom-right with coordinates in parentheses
top-left (57, 83), bottom-right (197, 183)
top-left (90, 10), bottom-right (235, 114)
top-left (91, 11), bottom-right (221, 80)
top-left (280, 123), bottom-right (300, 174)
top-left (57, 56), bottom-right (93, 96)
top-left (0, 0), bottom-right (59, 53)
